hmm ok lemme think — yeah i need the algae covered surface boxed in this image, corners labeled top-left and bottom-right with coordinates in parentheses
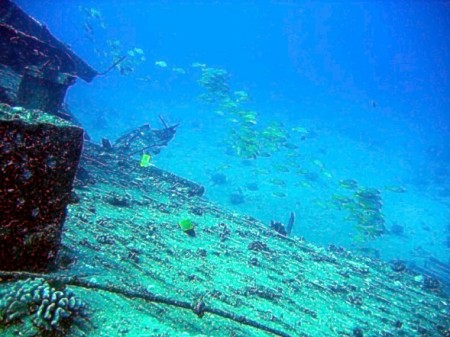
top-left (1, 2), bottom-right (450, 336)
top-left (0, 103), bottom-right (74, 127)
top-left (1, 140), bottom-right (448, 336)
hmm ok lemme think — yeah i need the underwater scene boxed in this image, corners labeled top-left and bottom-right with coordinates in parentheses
top-left (0, 1), bottom-right (449, 336)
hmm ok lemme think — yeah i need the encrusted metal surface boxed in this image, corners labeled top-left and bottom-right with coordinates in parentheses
top-left (0, 107), bottom-right (449, 336)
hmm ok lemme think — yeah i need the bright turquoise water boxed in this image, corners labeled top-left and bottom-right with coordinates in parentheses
top-left (17, 0), bottom-right (450, 290)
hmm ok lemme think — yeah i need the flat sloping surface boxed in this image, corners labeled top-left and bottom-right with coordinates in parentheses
top-left (1, 137), bottom-right (449, 336)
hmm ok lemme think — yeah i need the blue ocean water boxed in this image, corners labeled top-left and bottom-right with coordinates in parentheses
top-left (17, 1), bottom-right (450, 282)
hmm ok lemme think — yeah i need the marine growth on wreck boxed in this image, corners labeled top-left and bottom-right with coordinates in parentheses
top-left (1, 1), bottom-right (449, 336)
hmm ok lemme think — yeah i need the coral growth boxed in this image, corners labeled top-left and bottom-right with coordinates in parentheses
top-left (0, 278), bottom-right (87, 335)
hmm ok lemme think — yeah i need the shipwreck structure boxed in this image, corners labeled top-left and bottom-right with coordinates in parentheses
top-left (0, 1), bottom-right (179, 273)
top-left (0, 1), bottom-right (449, 336)
top-left (1, 103), bottom-right (448, 335)
top-left (0, 0), bottom-right (98, 119)
top-left (0, 105), bottom-right (84, 271)
top-left (0, 0), bottom-right (98, 272)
